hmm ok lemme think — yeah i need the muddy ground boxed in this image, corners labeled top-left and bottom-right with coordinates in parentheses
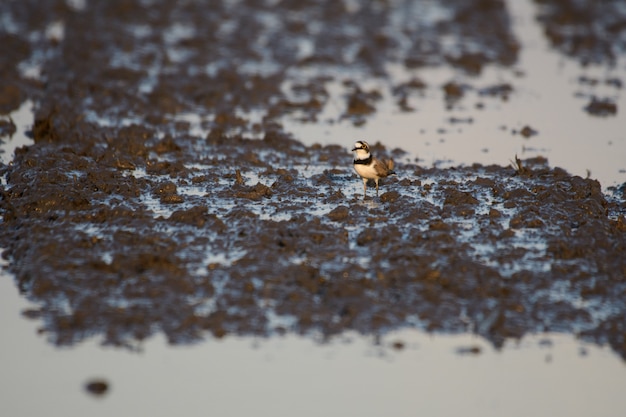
top-left (1, 0), bottom-right (626, 358)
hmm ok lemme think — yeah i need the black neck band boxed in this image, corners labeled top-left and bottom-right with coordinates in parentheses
top-left (354, 156), bottom-right (372, 165)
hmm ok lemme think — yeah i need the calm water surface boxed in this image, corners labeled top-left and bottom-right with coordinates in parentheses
top-left (2, 271), bottom-right (626, 417)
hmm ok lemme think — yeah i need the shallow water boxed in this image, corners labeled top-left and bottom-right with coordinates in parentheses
top-left (0, 100), bottom-right (34, 167)
top-left (2, 271), bottom-right (626, 417)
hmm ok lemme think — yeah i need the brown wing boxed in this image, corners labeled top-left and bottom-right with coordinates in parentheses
top-left (373, 157), bottom-right (394, 177)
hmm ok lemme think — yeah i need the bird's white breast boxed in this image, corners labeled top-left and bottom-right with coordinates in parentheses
top-left (354, 161), bottom-right (380, 180)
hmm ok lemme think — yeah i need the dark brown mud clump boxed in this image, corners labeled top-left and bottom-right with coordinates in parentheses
top-left (534, 0), bottom-right (626, 65)
top-left (584, 98), bottom-right (618, 116)
top-left (85, 379), bottom-right (109, 396)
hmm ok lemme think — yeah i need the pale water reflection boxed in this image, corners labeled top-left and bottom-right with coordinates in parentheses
top-left (0, 100), bottom-right (34, 166)
top-left (2, 272), bottom-right (625, 417)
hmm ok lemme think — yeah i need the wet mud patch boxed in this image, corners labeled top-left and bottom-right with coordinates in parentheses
top-left (534, 0), bottom-right (626, 117)
top-left (2, 137), bottom-right (626, 356)
top-left (0, 0), bottom-right (522, 132)
top-left (0, 0), bottom-right (625, 359)
top-left (534, 0), bottom-right (626, 66)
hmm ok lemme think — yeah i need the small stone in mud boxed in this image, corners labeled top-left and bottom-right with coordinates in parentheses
top-left (380, 190), bottom-right (400, 203)
top-left (442, 81), bottom-right (467, 100)
top-left (391, 340), bottom-right (405, 350)
top-left (584, 98), bottom-right (617, 116)
top-left (327, 205), bottom-right (349, 222)
top-left (160, 194), bottom-right (184, 204)
top-left (168, 206), bottom-right (221, 228)
top-left (235, 182), bottom-right (273, 200)
top-left (21, 308), bottom-right (42, 319)
top-left (447, 52), bottom-right (488, 74)
top-left (356, 229), bottom-right (376, 246)
top-left (448, 116), bottom-right (474, 125)
top-left (509, 216), bottom-right (523, 229)
top-left (443, 189), bottom-right (479, 205)
top-left (456, 345), bottom-right (482, 355)
top-left (393, 77), bottom-right (427, 94)
top-left (153, 181), bottom-right (177, 196)
top-left (519, 125), bottom-right (538, 138)
top-left (489, 208), bottom-right (502, 218)
top-left (85, 379), bottom-right (109, 396)
top-left (478, 83), bottom-right (514, 99)
top-left (429, 219), bottom-right (450, 231)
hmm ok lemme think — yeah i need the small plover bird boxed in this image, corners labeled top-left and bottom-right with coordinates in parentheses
top-left (352, 140), bottom-right (395, 198)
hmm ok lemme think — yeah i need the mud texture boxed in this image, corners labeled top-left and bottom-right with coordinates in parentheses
top-left (1, 0), bottom-right (626, 358)
top-left (534, 0), bottom-right (626, 117)
top-left (534, 0), bottom-right (626, 66)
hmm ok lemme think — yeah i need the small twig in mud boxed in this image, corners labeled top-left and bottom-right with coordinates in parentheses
top-left (235, 169), bottom-right (245, 185)
top-left (510, 154), bottom-right (526, 175)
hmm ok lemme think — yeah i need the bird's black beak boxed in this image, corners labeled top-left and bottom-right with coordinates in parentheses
top-left (351, 147), bottom-right (357, 151)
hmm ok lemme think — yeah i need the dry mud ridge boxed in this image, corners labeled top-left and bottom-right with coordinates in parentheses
top-left (1, 0), bottom-right (626, 356)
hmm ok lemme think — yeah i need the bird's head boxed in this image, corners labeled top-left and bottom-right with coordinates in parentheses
top-left (351, 141), bottom-right (370, 152)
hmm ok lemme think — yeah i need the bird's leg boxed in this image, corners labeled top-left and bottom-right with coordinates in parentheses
top-left (375, 179), bottom-right (379, 196)
top-left (362, 178), bottom-right (367, 199)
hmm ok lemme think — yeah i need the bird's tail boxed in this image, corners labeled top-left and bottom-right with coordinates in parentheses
top-left (385, 159), bottom-right (396, 175)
